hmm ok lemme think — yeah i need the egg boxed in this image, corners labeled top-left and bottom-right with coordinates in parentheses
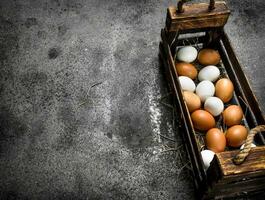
top-left (204, 97), bottom-right (224, 116)
top-left (183, 91), bottom-right (201, 112)
top-left (177, 46), bottom-right (198, 63)
top-left (198, 65), bottom-right (220, 82)
top-left (240, 143), bottom-right (256, 150)
top-left (201, 150), bottom-right (215, 170)
top-left (223, 105), bottom-right (243, 126)
top-left (206, 128), bottom-right (226, 153)
top-left (198, 49), bottom-right (221, 65)
top-left (175, 62), bottom-right (198, 80)
top-left (215, 78), bottom-right (234, 103)
top-left (195, 80), bottom-right (215, 102)
top-left (191, 110), bottom-right (215, 131)
top-left (179, 76), bottom-right (196, 92)
top-left (226, 125), bottom-right (248, 148)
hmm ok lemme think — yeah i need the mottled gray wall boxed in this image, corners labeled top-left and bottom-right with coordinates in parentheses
top-left (0, 0), bottom-right (264, 200)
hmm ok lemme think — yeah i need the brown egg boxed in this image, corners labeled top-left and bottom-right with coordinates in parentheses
top-left (223, 105), bottom-right (243, 126)
top-left (215, 78), bottom-right (234, 103)
top-left (226, 125), bottom-right (248, 147)
top-left (206, 128), bottom-right (226, 153)
top-left (191, 110), bottom-right (215, 131)
top-left (198, 49), bottom-right (221, 65)
top-left (183, 91), bottom-right (201, 113)
top-left (175, 62), bottom-right (198, 80)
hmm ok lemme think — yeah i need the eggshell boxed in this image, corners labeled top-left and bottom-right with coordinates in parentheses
top-left (195, 80), bottom-right (215, 102)
top-left (198, 65), bottom-right (220, 82)
top-left (198, 49), bottom-right (220, 65)
top-left (204, 97), bottom-right (224, 116)
top-left (215, 78), bottom-right (234, 103)
top-left (206, 128), bottom-right (226, 153)
top-left (191, 110), bottom-right (215, 131)
top-left (179, 76), bottom-right (196, 92)
top-left (183, 91), bottom-right (201, 113)
top-left (226, 125), bottom-right (248, 148)
top-left (177, 46), bottom-right (198, 63)
top-left (223, 105), bottom-right (243, 126)
top-left (201, 150), bottom-right (215, 170)
top-left (175, 62), bottom-right (198, 80)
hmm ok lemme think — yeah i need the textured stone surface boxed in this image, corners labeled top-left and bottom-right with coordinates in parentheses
top-left (0, 0), bottom-right (264, 199)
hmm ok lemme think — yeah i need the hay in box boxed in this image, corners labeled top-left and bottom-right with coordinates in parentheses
top-left (159, 1), bottom-right (265, 199)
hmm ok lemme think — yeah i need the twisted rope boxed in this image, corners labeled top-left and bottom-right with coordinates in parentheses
top-left (233, 125), bottom-right (265, 165)
top-left (209, 0), bottom-right (215, 10)
top-left (177, 0), bottom-right (186, 13)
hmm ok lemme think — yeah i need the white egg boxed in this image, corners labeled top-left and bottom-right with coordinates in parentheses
top-left (178, 76), bottom-right (196, 92)
top-left (177, 46), bottom-right (198, 63)
top-left (201, 150), bottom-right (215, 170)
top-left (240, 143), bottom-right (256, 150)
top-left (204, 97), bottom-right (224, 116)
top-left (198, 65), bottom-right (220, 82)
top-left (195, 80), bottom-right (215, 102)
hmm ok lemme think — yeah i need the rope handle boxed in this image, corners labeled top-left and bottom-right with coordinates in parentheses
top-left (177, 0), bottom-right (215, 13)
top-left (233, 125), bottom-right (265, 165)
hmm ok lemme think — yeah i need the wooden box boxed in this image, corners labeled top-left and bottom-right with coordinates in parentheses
top-left (159, 1), bottom-right (265, 199)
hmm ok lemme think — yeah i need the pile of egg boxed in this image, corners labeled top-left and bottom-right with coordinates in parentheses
top-left (176, 46), bottom-right (255, 170)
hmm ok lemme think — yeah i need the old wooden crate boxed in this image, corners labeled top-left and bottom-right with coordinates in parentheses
top-left (159, 1), bottom-right (265, 199)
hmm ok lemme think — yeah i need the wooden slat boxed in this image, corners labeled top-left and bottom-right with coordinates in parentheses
top-left (207, 153), bottom-right (265, 199)
top-left (166, 2), bottom-right (230, 32)
top-left (220, 33), bottom-right (265, 127)
top-left (169, 3), bottom-right (229, 19)
top-left (161, 29), bottom-right (206, 179)
top-left (217, 33), bottom-right (265, 144)
top-left (208, 159), bottom-right (265, 185)
top-left (159, 41), bottom-right (202, 181)
top-left (168, 15), bottom-right (228, 31)
top-left (207, 175), bottom-right (265, 199)
top-left (159, 30), bottom-right (208, 198)
top-left (216, 146), bottom-right (265, 176)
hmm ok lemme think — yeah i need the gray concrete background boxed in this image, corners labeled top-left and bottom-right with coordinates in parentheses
top-left (0, 0), bottom-right (264, 199)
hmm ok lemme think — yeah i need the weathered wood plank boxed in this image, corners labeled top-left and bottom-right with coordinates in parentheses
top-left (159, 32), bottom-right (207, 197)
top-left (207, 175), bottom-right (265, 199)
top-left (169, 3), bottom-right (229, 19)
top-left (217, 33), bottom-right (265, 144)
top-left (216, 146), bottom-right (265, 176)
top-left (166, 2), bottom-right (230, 32)
top-left (219, 33), bottom-right (265, 127)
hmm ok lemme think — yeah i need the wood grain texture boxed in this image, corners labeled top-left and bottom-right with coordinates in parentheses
top-left (216, 146), bottom-right (265, 176)
top-left (166, 2), bottom-right (230, 32)
top-left (207, 175), bottom-right (265, 199)
top-left (207, 154), bottom-right (265, 199)
top-left (169, 2), bottom-right (228, 19)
